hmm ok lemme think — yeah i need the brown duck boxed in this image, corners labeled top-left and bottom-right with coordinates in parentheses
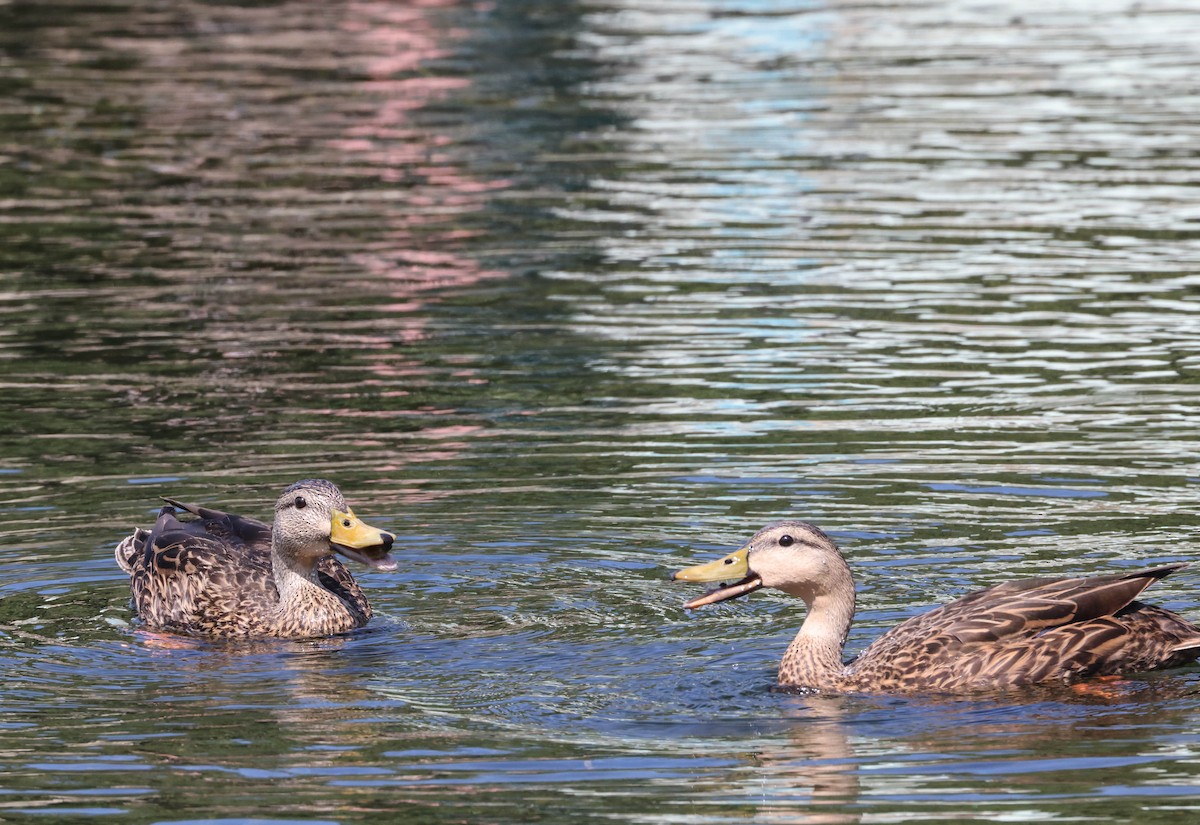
top-left (673, 521), bottom-right (1200, 693)
top-left (115, 479), bottom-right (396, 639)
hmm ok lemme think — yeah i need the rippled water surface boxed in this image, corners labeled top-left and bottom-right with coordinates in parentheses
top-left (5, 0), bottom-right (1200, 822)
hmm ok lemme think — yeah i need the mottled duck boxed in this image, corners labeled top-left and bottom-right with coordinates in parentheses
top-left (673, 521), bottom-right (1200, 692)
top-left (115, 479), bottom-right (396, 639)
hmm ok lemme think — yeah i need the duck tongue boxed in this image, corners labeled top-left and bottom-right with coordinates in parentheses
top-left (683, 575), bottom-right (763, 609)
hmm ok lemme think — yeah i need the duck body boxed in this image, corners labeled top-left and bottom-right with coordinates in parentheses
top-left (115, 479), bottom-right (396, 640)
top-left (674, 521), bottom-right (1200, 694)
top-left (830, 567), bottom-right (1200, 692)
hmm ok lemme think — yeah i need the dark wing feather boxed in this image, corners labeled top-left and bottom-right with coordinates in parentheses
top-left (316, 556), bottom-right (372, 620)
top-left (937, 565), bottom-right (1184, 646)
top-left (850, 564), bottom-right (1200, 690)
top-left (159, 497), bottom-right (272, 551)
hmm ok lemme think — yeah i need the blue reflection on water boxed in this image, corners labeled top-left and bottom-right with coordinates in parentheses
top-left (925, 483), bottom-right (1107, 499)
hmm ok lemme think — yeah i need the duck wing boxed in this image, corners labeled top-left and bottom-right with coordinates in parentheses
top-left (121, 502), bottom-right (278, 637)
top-left (316, 556), bottom-right (372, 621)
top-left (159, 497), bottom-right (272, 552)
top-left (933, 565), bottom-right (1186, 646)
top-left (851, 565), bottom-right (1200, 690)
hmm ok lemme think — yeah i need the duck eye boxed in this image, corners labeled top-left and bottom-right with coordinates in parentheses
top-left (779, 534), bottom-right (794, 547)
top-left (294, 496), bottom-right (307, 510)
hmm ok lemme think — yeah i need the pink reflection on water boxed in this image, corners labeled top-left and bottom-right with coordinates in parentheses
top-left (306, 408), bottom-right (460, 418)
top-left (340, 1), bottom-right (469, 76)
top-left (334, 0), bottom-right (509, 420)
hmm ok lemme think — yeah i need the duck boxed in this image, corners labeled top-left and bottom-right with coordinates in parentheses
top-left (673, 521), bottom-right (1200, 693)
top-left (115, 479), bottom-right (397, 639)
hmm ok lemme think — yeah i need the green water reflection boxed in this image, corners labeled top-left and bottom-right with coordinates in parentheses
top-left (4, 0), bottom-right (1200, 822)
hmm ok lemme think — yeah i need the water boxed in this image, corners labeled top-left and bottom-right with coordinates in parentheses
top-left (4, 0), bottom-right (1200, 821)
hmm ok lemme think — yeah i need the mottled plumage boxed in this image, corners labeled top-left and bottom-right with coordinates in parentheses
top-left (115, 479), bottom-right (396, 639)
top-left (674, 521), bottom-right (1200, 693)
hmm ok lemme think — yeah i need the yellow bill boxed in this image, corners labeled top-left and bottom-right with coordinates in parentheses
top-left (672, 546), bottom-right (762, 609)
top-left (330, 508), bottom-right (397, 571)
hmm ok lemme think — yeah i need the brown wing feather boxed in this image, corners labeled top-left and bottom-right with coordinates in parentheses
top-left (128, 513), bottom-right (280, 637)
top-left (848, 564), bottom-right (1200, 690)
top-left (159, 498), bottom-right (272, 551)
top-left (938, 566), bottom-right (1183, 645)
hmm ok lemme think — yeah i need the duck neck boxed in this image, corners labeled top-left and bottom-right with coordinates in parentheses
top-left (270, 544), bottom-right (349, 633)
top-left (778, 578), bottom-right (855, 689)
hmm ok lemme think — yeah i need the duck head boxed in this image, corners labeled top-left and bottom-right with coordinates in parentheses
top-left (673, 521), bottom-right (847, 608)
top-left (272, 479), bottom-right (397, 572)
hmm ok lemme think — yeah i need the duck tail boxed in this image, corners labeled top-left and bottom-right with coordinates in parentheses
top-left (114, 504), bottom-right (177, 574)
top-left (1171, 636), bottom-right (1200, 655)
top-left (114, 530), bottom-right (144, 574)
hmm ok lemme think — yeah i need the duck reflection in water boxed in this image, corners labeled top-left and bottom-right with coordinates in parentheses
top-left (727, 681), bottom-right (1199, 825)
